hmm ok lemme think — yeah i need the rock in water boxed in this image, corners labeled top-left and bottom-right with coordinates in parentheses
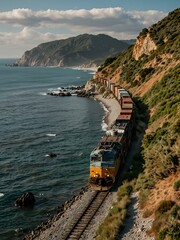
top-left (15, 192), bottom-right (36, 207)
top-left (48, 152), bottom-right (57, 158)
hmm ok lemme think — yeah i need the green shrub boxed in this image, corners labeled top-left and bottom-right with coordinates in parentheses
top-left (173, 120), bottom-right (180, 134)
top-left (108, 203), bottom-right (120, 216)
top-left (171, 205), bottom-right (180, 220)
top-left (173, 180), bottom-right (180, 191)
top-left (117, 181), bottom-right (132, 200)
top-left (139, 67), bottom-right (154, 81)
top-left (159, 228), bottom-right (168, 240)
top-left (167, 222), bottom-right (180, 240)
top-left (155, 200), bottom-right (175, 217)
top-left (139, 28), bottom-right (148, 36)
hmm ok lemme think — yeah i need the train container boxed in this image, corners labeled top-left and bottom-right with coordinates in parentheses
top-left (110, 83), bottom-right (115, 92)
top-left (116, 112), bottom-right (134, 143)
top-left (118, 89), bottom-right (130, 100)
top-left (112, 85), bottom-right (116, 94)
top-left (110, 122), bottom-right (130, 155)
top-left (107, 81), bottom-right (111, 89)
top-left (121, 97), bottom-right (133, 110)
top-left (116, 113), bottom-right (132, 123)
top-left (108, 82), bottom-right (112, 89)
top-left (114, 86), bottom-right (120, 99)
top-left (104, 79), bottom-right (107, 86)
top-left (106, 80), bottom-right (110, 88)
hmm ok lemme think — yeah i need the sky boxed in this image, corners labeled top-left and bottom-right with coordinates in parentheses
top-left (0, 0), bottom-right (179, 58)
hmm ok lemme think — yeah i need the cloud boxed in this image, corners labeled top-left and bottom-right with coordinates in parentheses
top-left (0, 27), bottom-right (70, 57)
top-left (0, 7), bottom-right (167, 31)
top-left (0, 7), bottom-right (167, 57)
top-left (0, 27), bottom-right (66, 45)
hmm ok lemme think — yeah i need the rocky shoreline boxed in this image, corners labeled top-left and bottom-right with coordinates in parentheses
top-left (23, 186), bottom-right (90, 240)
top-left (47, 85), bottom-right (95, 97)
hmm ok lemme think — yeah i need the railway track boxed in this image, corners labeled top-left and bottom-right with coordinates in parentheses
top-left (61, 190), bottom-right (109, 240)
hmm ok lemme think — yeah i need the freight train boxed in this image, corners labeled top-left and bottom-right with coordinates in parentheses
top-left (89, 79), bottom-right (134, 190)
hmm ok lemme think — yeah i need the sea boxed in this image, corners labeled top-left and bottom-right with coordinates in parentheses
top-left (0, 59), bottom-right (107, 240)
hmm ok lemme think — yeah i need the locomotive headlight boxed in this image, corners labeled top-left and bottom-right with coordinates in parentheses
top-left (94, 172), bottom-right (99, 177)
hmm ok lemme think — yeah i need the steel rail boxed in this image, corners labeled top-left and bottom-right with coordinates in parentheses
top-left (61, 191), bottom-right (109, 240)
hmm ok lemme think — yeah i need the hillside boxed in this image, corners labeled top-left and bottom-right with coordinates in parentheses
top-left (94, 8), bottom-right (180, 240)
top-left (17, 34), bottom-right (130, 67)
top-left (96, 9), bottom-right (180, 95)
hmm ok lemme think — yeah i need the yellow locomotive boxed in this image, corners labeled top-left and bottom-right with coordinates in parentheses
top-left (89, 122), bottom-right (130, 190)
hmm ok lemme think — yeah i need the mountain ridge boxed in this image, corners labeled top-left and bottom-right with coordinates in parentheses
top-left (17, 34), bottom-right (132, 67)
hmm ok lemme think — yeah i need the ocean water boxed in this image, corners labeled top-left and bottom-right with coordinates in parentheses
top-left (0, 59), bottom-right (105, 240)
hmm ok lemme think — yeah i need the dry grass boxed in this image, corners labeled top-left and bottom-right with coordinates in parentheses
top-left (143, 172), bottom-right (180, 214)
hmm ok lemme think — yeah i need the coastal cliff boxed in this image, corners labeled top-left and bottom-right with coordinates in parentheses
top-left (17, 34), bottom-right (130, 67)
top-left (133, 33), bottom-right (157, 60)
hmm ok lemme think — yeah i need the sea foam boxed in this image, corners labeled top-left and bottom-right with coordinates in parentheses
top-left (101, 121), bottom-right (108, 131)
top-left (46, 133), bottom-right (56, 137)
top-left (100, 102), bottom-right (109, 131)
top-left (0, 193), bottom-right (4, 197)
top-left (39, 92), bottom-right (47, 96)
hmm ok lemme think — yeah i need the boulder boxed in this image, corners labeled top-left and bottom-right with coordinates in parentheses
top-left (15, 192), bottom-right (35, 207)
top-left (48, 152), bottom-right (57, 158)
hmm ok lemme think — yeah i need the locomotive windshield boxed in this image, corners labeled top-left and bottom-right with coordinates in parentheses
top-left (102, 151), bottom-right (116, 162)
top-left (90, 155), bottom-right (101, 162)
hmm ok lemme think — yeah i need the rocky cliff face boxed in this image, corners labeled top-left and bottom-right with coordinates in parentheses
top-left (133, 33), bottom-right (157, 60)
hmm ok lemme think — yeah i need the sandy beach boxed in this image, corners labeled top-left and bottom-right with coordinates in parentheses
top-left (94, 94), bottom-right (121, 127)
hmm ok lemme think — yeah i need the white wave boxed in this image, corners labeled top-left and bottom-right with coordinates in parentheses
top-left (101, 121), bottom-right (108, 131)
top-left (46, 133), bottom-right (56, 137)
top-left (89, 71), bottom-right (96, 75)
top-left (99, 102), bottom-right (109, 131)
top-left (76, 76), bottom-right (81, 79)
top-left (78, 152), bottom-right (83, 156)
top-left (39, 92), bottom-right (47, 96)
top-left (0, 193), bottom-right (4, 197)
top-left (100, 102), bottom-right (109, 113)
